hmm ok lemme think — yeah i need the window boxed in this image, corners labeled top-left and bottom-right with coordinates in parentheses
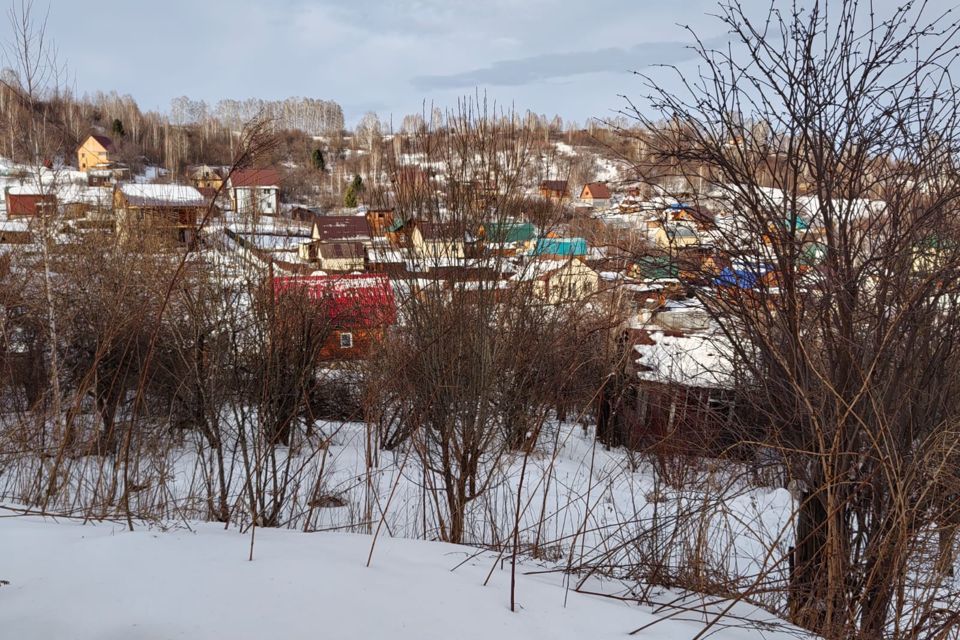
top-left (339, 332), bottom-right (354, 349)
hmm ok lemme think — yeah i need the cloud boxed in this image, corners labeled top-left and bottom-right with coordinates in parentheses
top-left (411, 36), bottom-right (727, 89)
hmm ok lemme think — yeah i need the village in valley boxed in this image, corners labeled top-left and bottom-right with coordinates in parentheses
top-left (0, 120), bottom-right (762, 446)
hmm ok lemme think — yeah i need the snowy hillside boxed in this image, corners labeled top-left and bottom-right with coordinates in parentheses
top-left (0, 515), bottom-right (811, 640)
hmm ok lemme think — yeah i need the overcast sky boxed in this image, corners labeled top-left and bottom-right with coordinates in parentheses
top-left (1, 0), bottom-right (954, 127)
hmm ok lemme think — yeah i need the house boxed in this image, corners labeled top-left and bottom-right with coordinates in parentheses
top-left (0, 219), bottom-right (31, 244)
top-left (539, 180), bottom-right (568, 202)
top-left (298, 216), bottom-right (372, 262)
top-left (306, 242), bottom-right (366, 272)
top-left (579, 182), bottom-right (611, 207)
top-left (365, 208), bottom-right (396, 237)
top-left (290, 206), bottom-right (324, 225)
top-left (513, 257), bottom-right (599, 305)
top-left (625, 328), bottom-right (740, 454)
top-left (77, 134), bottom-right (115, 171)
top-left (387, 218), bottom-right (466, 261)
top-left (187, 165), bottom-right (224, 190)
top-left (5, 190), bottom-right (56, 217)
top-left (477, 221), bottom-right (538, 255)
top-left (272, 273), bottom-right (396, 361)
top-left (228, 167), bottom-right (281, 216)
top-left (86, 167), bottom-right (130, 187)
top-left (652, 222), bottom-right (701, 251)
top-left (114, 183), bottom-right (206, 247)
top-left (533, 237), bottom-right (588, 258)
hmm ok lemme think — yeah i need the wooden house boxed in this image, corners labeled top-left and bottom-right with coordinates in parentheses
top-left (0, 220), bottom-right (31, 244)
top-left (365, 208), bottom-right (396, 237)
top-left (229, 167), bottom-right (281, 216)
top-left (77, 134), bottom-right (115, 171)
top-left (307, 242), bottom-right (366, 272)
top-left (272, 274), bottom-right (396, 361)
top-left (114, 183), bottom-right (206, 248)
top-left (626, 328), bottom-right (740, 454)
top-left (579, 182), bottom-right (611, 207)
top-left (386, 218), bottom-right (466, 260)
top-left (298, 216), bottom-right (372, 262)
top-left (539, 180), bottom-right (569, 202)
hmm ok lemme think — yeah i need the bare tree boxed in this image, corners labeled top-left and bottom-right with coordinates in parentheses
top-left (619, 1), bottom-right (960, 637)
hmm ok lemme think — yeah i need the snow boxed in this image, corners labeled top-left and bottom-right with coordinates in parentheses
top-left (0, 515), bottom-right (809, 640)
top-left (119, 183), bottom-right (205, 207)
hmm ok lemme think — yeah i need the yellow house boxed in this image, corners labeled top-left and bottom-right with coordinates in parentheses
top-left (652, 222), bottom-right (701, 251)
top-left (514, 257), bottom-right (600, 305)
top-left (77, 134), bottom-right (115, 171)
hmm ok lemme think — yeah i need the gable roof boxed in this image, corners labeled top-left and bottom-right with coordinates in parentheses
top-left (272, 274), bottom-right (396, 328)
top-left (533, 237), bottom-right (588, 257)
top-left (540, 180), bottom-right (568, 193)
top-left (418, 221), bottom-right (464, 241)
top-left (230, 168), bottom-right (281, 188)
top-left (87, 134), bottom-right (115, 152)
top-left (311, 216), bottom-right (371, 241)
top-left (482, 221), bottom-right (537, 244)
top-left (581, 182), bottom-right (611, 199)
top-left (118, 183), bottom-right (205, 208)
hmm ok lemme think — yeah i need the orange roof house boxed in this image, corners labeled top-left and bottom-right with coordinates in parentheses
top-left (579, 182), bottom-right (611, 204)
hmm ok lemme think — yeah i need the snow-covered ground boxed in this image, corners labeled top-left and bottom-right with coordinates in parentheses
top-left (0, 514), bottom-right (810, 640)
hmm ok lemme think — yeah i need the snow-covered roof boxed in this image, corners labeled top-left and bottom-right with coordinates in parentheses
top-left (119, 183), bottom-right (205, 207)
top-left (635, 330), bottom-right (734, 389)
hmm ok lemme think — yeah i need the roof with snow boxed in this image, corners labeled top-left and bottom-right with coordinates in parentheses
top-left (118, 183), bottom-right (205, 208)
top-left (634, 330), bottom-right (734, 389)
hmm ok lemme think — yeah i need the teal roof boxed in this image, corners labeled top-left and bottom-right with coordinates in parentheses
top-left (484, 221), bottom-right (537, 244)
top-left (533, 237), bottom-right (587, 256)
top-left (782, 216), bottom-right (809, 231)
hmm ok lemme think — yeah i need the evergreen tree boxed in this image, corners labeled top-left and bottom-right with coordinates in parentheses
top-left (311, 148), bottom-right (326, 172)
top-left (111, 118), bottom-right (125, 138)
top-left (344, 182), bottom-right (358, 208)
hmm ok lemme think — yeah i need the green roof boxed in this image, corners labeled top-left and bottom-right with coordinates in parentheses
top-left (636, 255), bottom-right (678, 279)
top-left (483, 221), bottom-right (537, 244)
top-left (387, 216), bottom-right (407, 233)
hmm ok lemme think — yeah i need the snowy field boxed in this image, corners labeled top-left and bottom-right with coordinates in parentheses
top-left (0, 514), bottom-right (811, 640)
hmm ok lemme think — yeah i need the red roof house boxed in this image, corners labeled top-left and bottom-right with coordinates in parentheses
top-left (272, 273), bottom-right (396, 360)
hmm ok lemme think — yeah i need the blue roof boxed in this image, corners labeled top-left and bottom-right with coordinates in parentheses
top-left (714, 262), bottom-right (773, 289)
top-left (533, 237), bottom-right (588, 256)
